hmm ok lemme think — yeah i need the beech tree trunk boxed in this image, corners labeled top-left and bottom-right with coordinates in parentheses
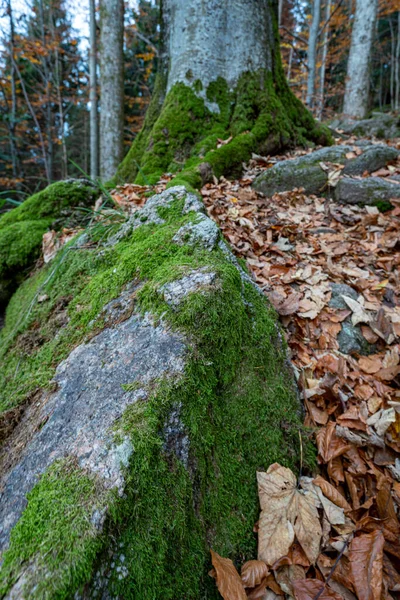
top-left (99, 0), bottom-right (124, 181)
top-left (343, 0), bottom-right (378, 118)
top-left (117, 0), bottom-right (329, 186)
top-left (317, 0), bottom-right (332, 119)
top-left (89, 0), bottom-right (99, 179)
top-left (306, 0), bottom-right (322, 108)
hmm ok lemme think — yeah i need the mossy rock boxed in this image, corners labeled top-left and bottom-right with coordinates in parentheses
top-left (0, 186), bottom-right (310, 599)
top-left (252, 146), bottom-right (352, 197)
top-left (334, 176), bottom-right (400, 208)
top-left (0, 179), bottom-right (99, 309)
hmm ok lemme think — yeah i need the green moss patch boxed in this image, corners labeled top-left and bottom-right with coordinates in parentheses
top-left (0, 180), bottom-right (99, 309)
top-left (0, 458), bottom-right (110, 599)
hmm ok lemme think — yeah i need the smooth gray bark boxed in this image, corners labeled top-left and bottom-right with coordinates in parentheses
top-left (89, 0), bottom-right (99, 179)
top-left (343, 0), bottom-right (378, 118)
top-left (163, 0), bottom-right (274, 110)
top-left (306, 0), bottom-right (322, 108)
top-left (317, 0), bottom-right (332, 119)
top-left (99, 0), bottom-right (124, 180)
top-left (396, 11), bottom-right (400, 110)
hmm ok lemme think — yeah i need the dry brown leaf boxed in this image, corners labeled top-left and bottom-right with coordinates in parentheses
top-left (313, 476), bottom-right (352, 511)
top-left (358, 356), bottom-right (382, 375)
top-left (342, 296), bottom-right (371, 326)
top-left (241, 560), bottom-right (269, 588)
top-left (257, 464), bottom-right (321, 566)
top-left (293, 579), bottom-right (344, 600)
top-left (349, 531), bottom-right (384, 600)
top-left (210, 550), bottom-right (247, 600)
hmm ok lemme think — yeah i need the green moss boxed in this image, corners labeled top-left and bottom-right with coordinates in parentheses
top-left (373, 199), bottom-right (393, 212)
top-left (0, 180), bottom-right (98, 309)
top-left (0, 195), bottom-right (308, 598)
top-left (116, 71), bottom-right (331, 189)
top-left (0, 458), bottom-right (110, 599)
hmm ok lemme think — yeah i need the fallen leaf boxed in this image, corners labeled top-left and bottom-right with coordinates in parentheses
top-left (241, 560), bottom-right (269, 588)
top-left (293, 579), bottom-right (343, 600)
top-left (342, 296), bottom-right (371, 326)
top-left (313, 475), bottom-right (351, 511)
top-left (349, 531), bottom-right (384, 600)
top-left (210, 550), bottom-right (247, 600)
top-left (367, 408), bottom-right (396, 436)
top-left (257, 464), bottom-right (321, 565)
top-left (358, 356), bottom-right (382, 375)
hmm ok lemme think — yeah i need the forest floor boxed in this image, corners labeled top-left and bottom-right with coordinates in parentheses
top-left (108, 138), bottom-right (400, 600)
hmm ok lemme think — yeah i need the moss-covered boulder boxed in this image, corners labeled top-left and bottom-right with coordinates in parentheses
top-left (252, 146), bottom-right (353, 197)
top-left (0, 179), bottom-right (98, 309)
top-left (330, 112), bottom-right (400, 139)
top-left (0, 186), bottom-right (306, 599)
top-left (342, 144), bottom-right (399, 176)
top-left (252, 144), bottom-right (400, 199)
top-left (335, 177), bottom-right (400, 208)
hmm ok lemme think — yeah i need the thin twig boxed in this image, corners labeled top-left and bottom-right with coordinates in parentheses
top-left (313, 535), bottom-right (352, 600)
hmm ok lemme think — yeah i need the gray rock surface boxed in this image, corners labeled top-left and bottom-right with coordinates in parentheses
top-left (252, 146), bottom-right (352, 197)
top-left (342, 145), bottom-right (399, 176)
top-left (253, 143), bottom-right (399, 199)
top-left (0, 312), bottom-right (186, 553)
top-left (172, 213), bottom-right (220, 250)
top-left (329, 283), bottom-right (373, 355)
top-left (330, 112), bottom-right (400, 138)
top-left (329, 283), bottom-right (358, 309)
top-left (335, 176), bottom-right (400, 205)
top-left (160, 268), bottom-right (217, 307)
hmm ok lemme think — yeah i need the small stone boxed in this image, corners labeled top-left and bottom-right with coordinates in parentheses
top-left (329, 283), bottom-right (358, 310)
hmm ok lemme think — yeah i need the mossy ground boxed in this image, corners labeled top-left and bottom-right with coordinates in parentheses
top-left (0, 180), bottom-right (98, 309)
top-left (116, 70), bottom-right (331, 189)
top-left (0, 193), bottom-right (312, 598)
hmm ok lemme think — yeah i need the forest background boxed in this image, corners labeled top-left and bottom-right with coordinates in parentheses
top-left (0, 0), bottom-right (399, 200)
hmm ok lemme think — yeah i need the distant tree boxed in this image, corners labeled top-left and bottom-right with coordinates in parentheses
top-left (89, 0), bottom-right (98, 179)
top-left (306, 0), bottom-right (322, 108)
top-left (123, 0), bottom-right (159, 150)
top-left (343, 0), bottom-right (378, 117)
top-left (99, 0), bottom-right (124, 180)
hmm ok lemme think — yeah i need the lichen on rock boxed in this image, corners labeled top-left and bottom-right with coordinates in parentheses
top-left (0, 186), bottom-right (308, 599)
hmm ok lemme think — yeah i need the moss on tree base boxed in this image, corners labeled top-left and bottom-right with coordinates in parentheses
top-left (116, 71), bottom-right (331, 189)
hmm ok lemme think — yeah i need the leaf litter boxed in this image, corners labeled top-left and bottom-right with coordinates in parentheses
top-left (199, 146), bottom-right (400, 599)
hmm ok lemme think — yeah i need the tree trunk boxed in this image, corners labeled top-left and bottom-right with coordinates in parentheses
top-left (117, 0), bottom-right (329, 186)
top-left (317, 0), bottom-right (332, 120)
top-left (5, 0), bottom-right (18, 183)
top-left (306, 0), bottom-right (322, 109)
top-left (99, 0), bottom-right (124, 181)
top-left (343, 0), bottom-right (378, 119)
top-left (390, 16), bottom-right (395, 112)
top-left (395, 11), bottom-right (400, 111)
top-left (89, 0), bottom-right (99, 179)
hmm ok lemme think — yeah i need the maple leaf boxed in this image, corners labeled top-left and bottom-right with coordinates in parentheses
top-left (257, 464), bottom-right (322, 566)
top-left (209, 550), bottom-right (247, 600)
